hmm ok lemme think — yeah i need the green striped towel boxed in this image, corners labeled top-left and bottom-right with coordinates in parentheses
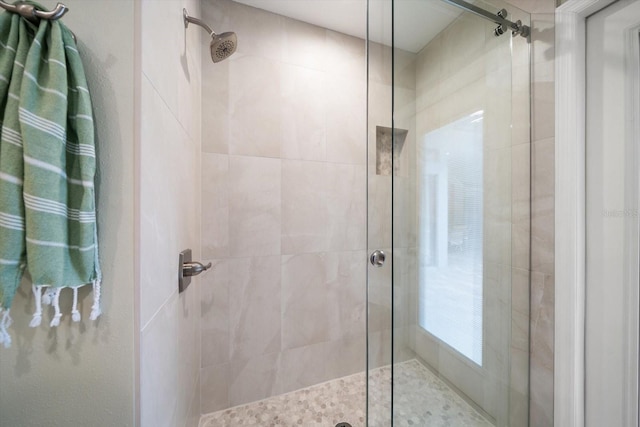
top-left (0, 3), bottom-right (101, 348)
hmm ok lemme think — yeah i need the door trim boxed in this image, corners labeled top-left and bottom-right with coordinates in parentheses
top-left (555, 1), bottom-right (618, 426)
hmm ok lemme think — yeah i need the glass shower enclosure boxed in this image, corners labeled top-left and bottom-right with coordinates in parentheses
top-left (366, 0), bottom-right (531, 425)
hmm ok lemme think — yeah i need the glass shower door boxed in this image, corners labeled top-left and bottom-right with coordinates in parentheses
top-left (367, 0), bottom-right (531, 425)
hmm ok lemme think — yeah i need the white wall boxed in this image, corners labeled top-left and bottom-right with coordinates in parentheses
top-left (139, 0), bottom-right (202, 426)
top-left (0, 1), bottom-right (137, 426)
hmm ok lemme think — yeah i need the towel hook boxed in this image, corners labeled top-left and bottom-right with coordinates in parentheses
top-left (0, 1), bottom-right (69, 23)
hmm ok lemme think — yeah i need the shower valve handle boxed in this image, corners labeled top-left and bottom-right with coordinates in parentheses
top-left (183, 261), bottom-right (212, 277)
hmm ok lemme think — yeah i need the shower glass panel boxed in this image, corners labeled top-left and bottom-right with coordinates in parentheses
top-left (366, 0), bottom-right (531, 425)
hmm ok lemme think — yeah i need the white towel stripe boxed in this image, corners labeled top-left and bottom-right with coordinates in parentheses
top-left (19, 110), bottom-right (66, 141)
top-left (14, 60), bottom-right (23, 68)
top-left (0, 212), bottom-right (24, 227)
top-left (43, 58), bottom-right (66, 69)
top-left (0, 216), bottom-right (24, 227)
top-left (8, 93), bottom-right (18, 101)
top-left (26, 238), bottom-right (96, 252)
top-left (0, 172), bottom-right (22, 185)
top-left (0, 40), bottom-right (15, 52)
top-left (69, 114), bottom-right (93, 122)
top-left (24, 194), bottom-right (95, 222)
top-left (23, 72), bottom-right (67, 100)
top-left (0, 259), bottom-right (20, 265)
top-left (19, 108), bottom-right (66, 135)
top-left (24, 156), bottom-right (94, 187)
top-left (0, 221), bottom-right (23, 231)
top-left (66, 143), bottom-right (95, 158)
top-left (68, 86), bottom-right (89, 94)
top-left (64, 45), bottom-right (78, 54)
top-left (0, 74), bottom-right (7, 83)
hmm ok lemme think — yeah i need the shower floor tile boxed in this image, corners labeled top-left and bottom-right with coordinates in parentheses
top-left (199, 359), bottom-right (493, 427)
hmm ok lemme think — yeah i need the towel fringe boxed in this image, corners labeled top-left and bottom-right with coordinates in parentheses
top-left (49, 288), bottom-right (62, 327)
top-left (0, 309), bottom-right (12, 349)
top-left (71, 287), bottom-right (81, 322)
top-left (89, 280), bottom-right (101, 321)
top-left (42, 287), bottom-right (55, 306)
top-left (29, 285), bottom-right (44, 327)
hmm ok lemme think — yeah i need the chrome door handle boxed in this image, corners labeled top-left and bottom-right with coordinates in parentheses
top-left (370, 250), bottom-right (386, 267)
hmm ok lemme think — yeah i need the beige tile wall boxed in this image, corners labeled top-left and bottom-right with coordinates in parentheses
top-left (199, 0), bottom-right (370, 413)
top-left (505, 1), bottom-right (556, 425)
top-left (410, 6), bottom-right (530, 425)
top-left (139, 0), bottom-right (203, 426)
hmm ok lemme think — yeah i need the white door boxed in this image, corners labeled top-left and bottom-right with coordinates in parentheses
top-left (586, 0), bottom-right (640, 425)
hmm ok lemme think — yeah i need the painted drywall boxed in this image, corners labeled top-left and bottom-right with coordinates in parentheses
top-left (0, 1), bottom-right (138, 426)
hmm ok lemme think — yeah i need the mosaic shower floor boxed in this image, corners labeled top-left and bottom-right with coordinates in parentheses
top-left (199, 359), bottom-right (493, 427)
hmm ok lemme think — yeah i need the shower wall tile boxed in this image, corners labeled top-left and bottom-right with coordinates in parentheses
top-left (141, 294), bottom-right (179, 427)
top-left (228, 155), bottom-right (281, 257)
top-left (325, 77), bottom-right (367, 165)
top-left (277, 341), bottom-right (333, 393)
top-left (141, 1), bottom-right (203, 425)
top-left (202, 59), bottom-right (229, 154)
top-left (201, 363), bottom-right (229, 414)
top-left (228, 55), bottom-right (282, 158)
top-left (141, 0), bottom-right (181, 120)
top-left (531, 137), bottom-right (555, 277)
top-left (281, 252), bottom-right (332, 349)
top-left (324, 30), bottom-right (366, 81)
top-left (281, 160), bottom-right (328, 254)
top-left (228, 256), bottom-right (282, 360)
top-left (441, 14), bottom-right (486, 79)
top-left (325, 164), bottom-right (367, 251)
top-left (283, 18), bottom-right (327, 70)
top-left (531, 14), bottom-right (556, 142)
top-left (200, 0), bottom-right (369, 414)
top-left (201, 259), bottom-right (229, 368)
top-left (506, 0), bottom-right (556, 14)
top-left (280, 65), bottom-right (327, 161)
top-left (228, 351), bottom-right (282, 407)
top-left (324, 251), bottom-right (367, 340)
top-left (528, 11), bottom-right (555, 427)
top-left (201, 154), bottom-right (229, 260)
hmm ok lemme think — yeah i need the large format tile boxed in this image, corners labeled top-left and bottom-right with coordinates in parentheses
top-left (201, 154), bottom-right (229, 259)
top-left (281, 160), bottom-right (328, 254)
top-left (228, 55), bottom-right (282, 157)
top-left (228, 156), bottom-right (281, 257)
top-left (140, 77), bottom-right (199, 327)
top-left (280, 64), bottom-right (326, 161)
top-left (228, 256), bottom-right (282, 360)
top-left (141, 294), bottom-right (179, 427)
top-left (281, 252), bottom-right (330, 349)
top-left (200, 259), bottom-right (229, 368)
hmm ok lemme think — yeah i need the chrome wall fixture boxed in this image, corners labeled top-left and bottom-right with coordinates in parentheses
top-left (178, 249), bottom-right (212, 293)
top-left (183, 8), bottom-right (237, 63)
top-left (441, 0), bottom-right (530, 39)
top-left (0, 1), bottom-right (69, 22)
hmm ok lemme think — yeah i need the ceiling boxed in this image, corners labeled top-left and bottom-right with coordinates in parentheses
top-left (232, 0), bottom-right (462, 53)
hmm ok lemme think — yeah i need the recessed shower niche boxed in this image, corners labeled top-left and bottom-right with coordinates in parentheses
top-left (376, 126), bottom-right (408, 176)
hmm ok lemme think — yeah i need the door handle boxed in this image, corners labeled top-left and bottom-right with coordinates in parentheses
top-left (370, 250), bottom-right (386, 267)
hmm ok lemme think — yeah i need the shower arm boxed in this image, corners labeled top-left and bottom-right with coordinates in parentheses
top-left (183, 9), bottom-right (216, 36)
top-left (441, 0), bottom-right (530, 39)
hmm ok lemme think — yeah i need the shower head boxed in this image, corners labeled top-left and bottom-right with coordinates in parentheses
top-left (183, 9), bottom-right (237, 63)
top-left (210, 32), bottom-right (237, 63)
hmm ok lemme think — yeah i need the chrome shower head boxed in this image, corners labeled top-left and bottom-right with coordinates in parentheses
top-left (210, 31), bottom-right (237, 63)
top-left (183, 9), bottom-right (237, 63)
